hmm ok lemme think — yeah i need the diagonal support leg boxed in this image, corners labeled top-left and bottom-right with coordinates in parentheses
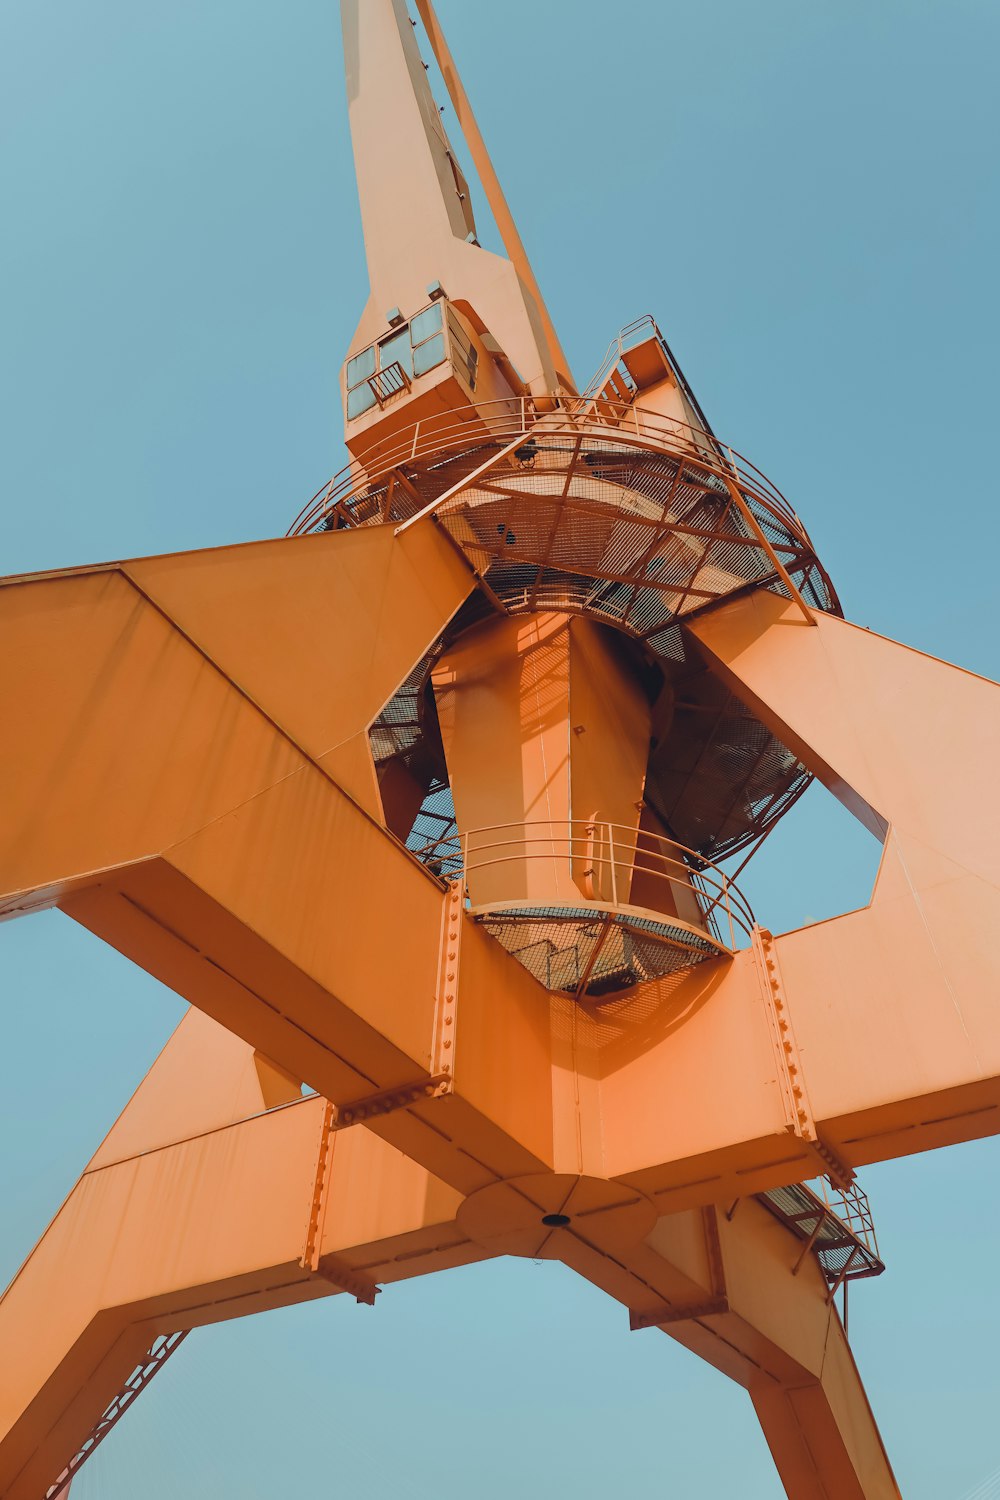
top-left (589, 1200), bottom-right (898, 1498)
top-left (0, 1009), bottom-right (483, 1500)
top-left (639, 1210), bottom-right (898, 1499)
top-left (452, 1171), bottom-right (899, 1498)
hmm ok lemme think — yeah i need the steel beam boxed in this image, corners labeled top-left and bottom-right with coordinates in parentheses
top-left (0, 1010), bottom-right (480, 1500)
top-left (0, 531), bottom-right (555, 1195)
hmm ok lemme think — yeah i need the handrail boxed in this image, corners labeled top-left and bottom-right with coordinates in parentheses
top-left (582, 315), bottom-right (661, 400)
top-left (367, 360), bottom-right (410, 408)
top-left (580, 313), bottom-right (719, 448)
top-left (412, 818), bottom-right (755, 951)
top-left (328, 399), bottom-right (792, 523)
top-left (287, 396), bottom-right (810, 544)
top-left (810, 1177), bottom-right (881, 1259)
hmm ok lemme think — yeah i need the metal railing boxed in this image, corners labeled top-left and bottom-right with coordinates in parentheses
top-left (287, 395), bottom-right (809, 542)
top-left (411, 818), bottom-right (755, 952)
top-left (581, 313), bottom-right (720, 452)
top-left (811, 1176), bottom-right (881, 1262)
top-left (366, 360), bottom-right (410, 407)
top-left (582, 314), bottom-right (664, 400)
top-left (757, 1176), bottom-right (884, 1288)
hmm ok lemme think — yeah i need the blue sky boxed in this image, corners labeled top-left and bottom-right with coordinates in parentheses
top-left (2, 1), bottom-right (999, 1495)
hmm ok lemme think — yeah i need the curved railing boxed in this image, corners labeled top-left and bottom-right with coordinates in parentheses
top-left (287, 395), bottom-right (812, 548)
top-left (411, 819), bottom-right (756, 952)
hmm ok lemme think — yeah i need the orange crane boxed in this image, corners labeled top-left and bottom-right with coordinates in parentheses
top-left (1, 4), bottom-right (997, 1496)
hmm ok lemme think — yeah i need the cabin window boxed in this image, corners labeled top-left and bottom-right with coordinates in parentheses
top-left (447, 308), bottom-right (479, 391)
top-left (345, 302), bottom-right (457, 419)
top-left (410, 303), bottom-right (443, 345)
top-left (378, 328), bottom-right (412, 378)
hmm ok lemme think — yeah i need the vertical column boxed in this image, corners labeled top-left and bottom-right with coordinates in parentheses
top-left (432, 613), bottom-right (656, 911)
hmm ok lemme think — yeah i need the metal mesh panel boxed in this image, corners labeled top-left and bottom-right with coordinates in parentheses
top-left (423, 432), bottom-right (840, 619)
top-left (368, 659), bottom-right (427, 764)
top-left (648, 682), bottom-right (806, 856)
top-left (757, 1180), bottom-right (884, 1282)
top-left (477, 905), bottom-right (722, 997)
top-left (303, 419), bottom-right (837, 620)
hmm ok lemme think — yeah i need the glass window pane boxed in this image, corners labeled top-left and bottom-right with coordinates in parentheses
top-left (346, 346), bottom-right (375, 387)
top-left (378, 330), bottom-right (412, 376)
top-left (447, 311), bottom-right (478, 375)
top-left (347, 382), bottom-right (377, 419)
top-left (413, 331), bottom-right (446, 377)
top-left (446, 308), bottom-right (467, 350)
top-left (410, 303), bottom-right (443, 346)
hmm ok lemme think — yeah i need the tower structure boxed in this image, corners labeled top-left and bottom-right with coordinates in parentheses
top-left (0, 4), bottom-right (997, 1497)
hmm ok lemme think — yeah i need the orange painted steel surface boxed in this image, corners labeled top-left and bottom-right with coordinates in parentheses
top-left (1, 3), bottom-right (996, 1498)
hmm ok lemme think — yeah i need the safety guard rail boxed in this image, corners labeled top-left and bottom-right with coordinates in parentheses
top-left (288, 396), bottom-right (807, 543)
top-left (410, 819), bottom-right (756, 952)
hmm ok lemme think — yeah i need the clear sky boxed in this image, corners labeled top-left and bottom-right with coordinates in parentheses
top-left (2, 1), bottom-right (999, 1496)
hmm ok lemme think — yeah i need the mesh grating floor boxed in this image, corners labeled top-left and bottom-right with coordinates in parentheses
top-left (475, 904), bottom-right (726, 997)
top-left (757, 1180), bottom-right (885, 1282)
top-left (302, 427), bottom-right (838, 620)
